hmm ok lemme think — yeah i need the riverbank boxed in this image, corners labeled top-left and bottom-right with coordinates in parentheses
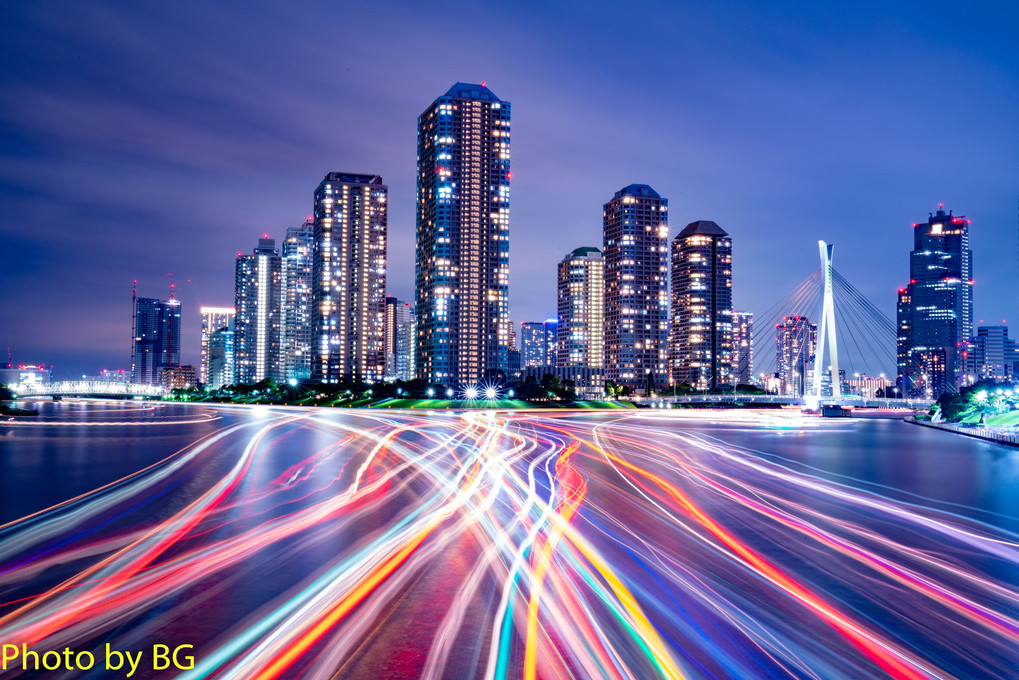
top-left (906, 416), bottom-right (1019, 448)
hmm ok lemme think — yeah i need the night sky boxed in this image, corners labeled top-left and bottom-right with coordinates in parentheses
top-left (2, 0), bottom-right (1017, 379)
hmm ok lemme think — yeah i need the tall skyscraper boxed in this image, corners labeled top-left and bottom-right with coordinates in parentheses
top-left (131, 295), bottom-right (181, 385)
top-left (312, 173), bottom-right (388, 384)
top-left (199, 306), bottom-right (234, 385)
top-left (896, 206), bottom-right (973, 397)
top-left (670, 220), bottom-right (733, 390)
top-left (732, 311), bottom-right (754, 385)
top-left (282, 219), bottom-right (315, 381)
top-left (234, 237), bottom-right (282, 384)
top-left (415, 83), bottom-right (511, 387)
top-left (896, 286), bottom-right (912, 396)
top-left (557, 247), bottom-right (604, 369)
top-left (384, 297), bottom-right (417, 382)
top-left (775, 316), bottom-right (816, 397)
top-left (603, 184), bottom-right (669, 392)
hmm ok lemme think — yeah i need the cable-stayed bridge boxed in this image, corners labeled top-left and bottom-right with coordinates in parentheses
top-left (713, 239), bottom-right (907, 409)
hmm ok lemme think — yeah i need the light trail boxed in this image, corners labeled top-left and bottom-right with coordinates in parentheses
top-left (0, 407), bottom-right (1017, 679)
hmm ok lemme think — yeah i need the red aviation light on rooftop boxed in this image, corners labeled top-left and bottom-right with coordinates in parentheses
top-left (307, 215), bottom-right (313, 223)
top-left (480, 81), bottom-right (486, 87)
top-left (263, 233), bottom-right (269, 239)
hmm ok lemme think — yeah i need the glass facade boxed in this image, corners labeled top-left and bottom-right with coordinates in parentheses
top-left (384, 297), bottom-right (416, 382)
top-left (962, 326), bottom-right (1018, 384)
top-left (131, 296), bottom-right (181, 385)
top-left (207, 326), bottom-right (235, 389)
top-left (199, 306), bottom-right (234, 386)
top-left (896, 207), bottom-right (973, 397)
top-left (519, 321), bottom-right (557, 368)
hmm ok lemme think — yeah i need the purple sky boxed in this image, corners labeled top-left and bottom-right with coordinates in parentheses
top-left (2, 0), bottom-right (1017, 379)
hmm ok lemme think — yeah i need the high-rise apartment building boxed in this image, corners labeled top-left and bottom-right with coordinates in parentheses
top-left (282, 219), bottom-right (315, 381)
top-left (732, 311), bottom-right (754, 385)
top-left (603, 184), bottom-right (669, 392)
top-left (896, 206), bottom-right (973, 397)
top-left (384, 297), bottom-right (417, 382)
top-left (670, 220), bottom-right (733, 390)
top-left (199, 306), bottom-right (234, 386)
top-left (963, 326), bottom-right (1018, 384)
top-left (311, 173), bottom-right (388, 384)
top-left (557, 247), bottom-right (604, 369)
top-left (415, 83), bottom-right (511, 387)
top-left (131, 295), bottom-right (181, 385)
top-left (775, 316), bottom-right (816, 397)
top-left (234, 237), bottom-right (282, 384)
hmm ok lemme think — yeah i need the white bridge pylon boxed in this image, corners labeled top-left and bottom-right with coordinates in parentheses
top-left (810, 240), bottom-right (841, 405)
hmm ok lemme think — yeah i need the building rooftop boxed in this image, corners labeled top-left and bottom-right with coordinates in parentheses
top-left (442, 82), bottom-right (501, 101)
top-left (321, 172), bottom-right (384, 185)
top-left (677, 220), bottom-right (728, 239)
top-left (567, 246), bottom-right (602, 258)
top-left (613, 184), bottom-right (660, 200)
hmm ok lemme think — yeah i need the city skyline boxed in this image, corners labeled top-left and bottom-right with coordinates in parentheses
top-left (2, 1), bottom-right (1018, 377)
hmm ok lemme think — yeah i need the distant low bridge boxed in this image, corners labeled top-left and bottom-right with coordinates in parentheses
top-left (9, 381), bottom-right (164, 398)
top-left (667, 394), bottom-right (929, 409)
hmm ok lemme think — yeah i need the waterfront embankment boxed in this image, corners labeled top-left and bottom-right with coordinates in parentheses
top-left (906, 416), bottom-right (1019, 448)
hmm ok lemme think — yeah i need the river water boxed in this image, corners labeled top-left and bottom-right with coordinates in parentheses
top-left (0, 400), bottom-right (1016, 679)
